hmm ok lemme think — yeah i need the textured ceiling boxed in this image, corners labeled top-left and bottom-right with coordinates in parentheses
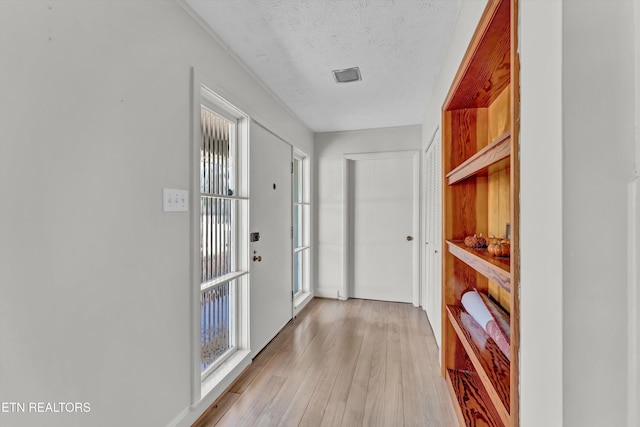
top-left (185, 0), bottom-right (461, 133)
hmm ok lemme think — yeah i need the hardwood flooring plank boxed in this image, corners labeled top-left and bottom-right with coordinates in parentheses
top-left (318, 401), bottom-right (346, 427)
top-left (298, 300), bottom-right (364, 426)
top-left (275, 360), bottom-right (324, 426)
top-left (385, 303), bottom-right (403, 385)
top-left (213, 303), bottom-right (329, 426)
top-left (382, 302), bottom-right (404, 427)
top-left (259, 300), bottom-right (325, 378)
top-left (215, 374), bottom-right (286, 427)
top-left (229, 299), bottom-right (322, 395)
top-left (340, 300), bottom-right (377, 426)
top-left (257, 301), bottom-right (343, 425)
top-left (193, 298), bottom-right (457, 427)
top-left (277, 300), bottom-right (354, 426)
top-left (399, 303), bottom-right (428, 426)
top-left (319, 300), bottom-right (371, 427)
top-left (384, 382), bottom-right (405, 427)
top-left (361, 301), bottom-right (389, 427)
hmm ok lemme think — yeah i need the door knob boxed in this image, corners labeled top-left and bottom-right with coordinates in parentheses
top-left (253, 255), bottom-right (262, 262)
top-left (406, 236), bottom-right (413, 241)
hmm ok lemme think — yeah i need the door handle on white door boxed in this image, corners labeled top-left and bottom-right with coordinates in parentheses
top-left (406, 236), bottom-right (413, 241)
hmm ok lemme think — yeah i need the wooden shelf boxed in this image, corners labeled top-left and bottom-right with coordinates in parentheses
top-left (446, 131), bottom-right (511, 185)
top-left (447, 305), bottom-right (510, 425)
top-left (446, 241), bottom-right (511, 292)
top-left (446, 368), bottom-right (504, 427)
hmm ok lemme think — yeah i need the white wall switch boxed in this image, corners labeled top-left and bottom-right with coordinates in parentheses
top-left (163, 188), bottom-right (188, 212)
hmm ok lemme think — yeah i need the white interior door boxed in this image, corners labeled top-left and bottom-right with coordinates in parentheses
top-left (424, 130), bottom-right (442, 348)
top-left (348, 152), bottom-right (418, 303)
top-left (249, 123), bottom-right (292, 357)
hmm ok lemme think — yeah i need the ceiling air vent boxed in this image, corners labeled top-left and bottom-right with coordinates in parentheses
top-left (332, 67), bottom-right (362, 83)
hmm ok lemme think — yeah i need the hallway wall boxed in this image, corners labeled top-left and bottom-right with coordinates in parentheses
top-left (561, 1), bottom-right (635, 425)
top-left (0, 2), bottom-right (312, 427)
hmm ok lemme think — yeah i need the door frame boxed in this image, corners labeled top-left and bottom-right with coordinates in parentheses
top-left (342, 150), bottom-right (420, 306)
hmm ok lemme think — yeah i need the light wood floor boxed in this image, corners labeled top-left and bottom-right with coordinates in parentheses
top-left (193, 298), bottom-right (457, 427)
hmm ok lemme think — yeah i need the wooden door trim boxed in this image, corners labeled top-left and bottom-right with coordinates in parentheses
top-left (342, 150), bottom-right (420, 306)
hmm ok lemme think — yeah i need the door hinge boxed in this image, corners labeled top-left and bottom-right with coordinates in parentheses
top-left (291, 226), bottom-right (294, 238)
top-left (291, 290), bottom-right (294, 301)
top-left (291, 162), bottom-right (294, 174)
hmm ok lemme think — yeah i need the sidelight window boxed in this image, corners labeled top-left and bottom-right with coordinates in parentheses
top-left (292, 153), bottom-right (310, 297)
top-left (197, 92), bottom-right (249, 381)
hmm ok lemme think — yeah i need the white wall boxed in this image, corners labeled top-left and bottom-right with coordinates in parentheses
top-left (521, 6), bottom-right (636, 425)
top-left (519, 1), bottom-right (564, 425)
top-left (562, 1), bottom-right (635, 426)
top-left (314, 126), bottom-right (421, 299)
top-left (632, 3), bottom-right (640, 425)
top-left (0, 2), bottom-right (312, 427)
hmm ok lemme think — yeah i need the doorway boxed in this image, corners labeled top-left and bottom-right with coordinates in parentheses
top-left (343, 151), bottom-right (420, 304)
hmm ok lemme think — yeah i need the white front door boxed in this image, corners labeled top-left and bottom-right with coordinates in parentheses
top-left (249, 123), bottom-right (292, 357)
top-left (347, 152), bottom-right (419, 304)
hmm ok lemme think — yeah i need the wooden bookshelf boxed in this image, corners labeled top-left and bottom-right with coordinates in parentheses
top-left (441, 0), bottom-right (519, 426)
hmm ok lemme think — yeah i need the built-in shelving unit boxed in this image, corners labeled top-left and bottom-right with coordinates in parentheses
top-left (441, 0), bottom-right (519, 426)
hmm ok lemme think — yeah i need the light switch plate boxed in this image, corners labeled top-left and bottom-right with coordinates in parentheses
top-left (163, 188), bottom-right (188, 212)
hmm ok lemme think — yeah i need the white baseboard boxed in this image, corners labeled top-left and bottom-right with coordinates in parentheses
top-left (315, 287), bottom-right (343, 300)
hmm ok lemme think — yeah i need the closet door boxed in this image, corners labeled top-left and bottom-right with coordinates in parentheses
top-left (350, 153), bottom-right (417, 303)
top-left (424, 128), bottom-right (442, 348)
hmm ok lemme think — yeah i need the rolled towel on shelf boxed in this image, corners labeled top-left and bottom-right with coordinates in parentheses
top-left (461, 289), bottom-right (510, 360)
top-left (460, 289), bottom-right (493, 329)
